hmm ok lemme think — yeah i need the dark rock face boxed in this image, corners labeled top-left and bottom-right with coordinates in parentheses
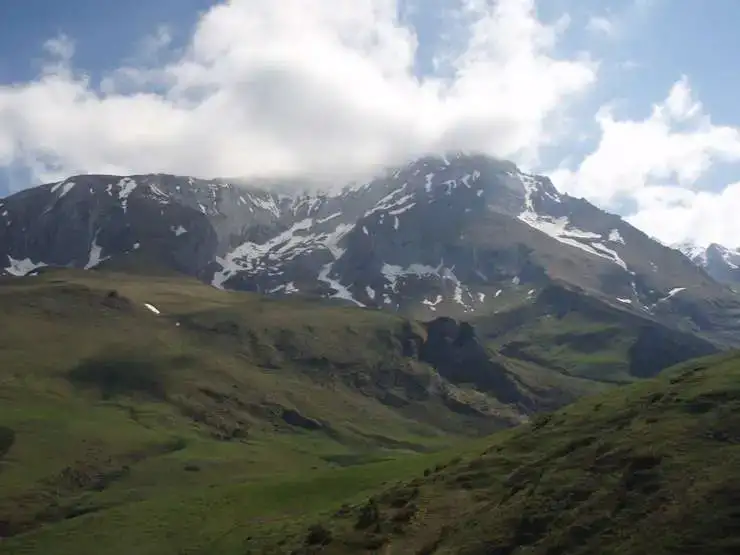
top-left (0, 426), bottom-right (14, 459)
top-left (627, 326), bottom-right (718, 379)
top-left (281, 408), bottom-right (324, 431)
top-left (2, 153), bottom-right (740, 346)
top-left (420, 317), bottom-right (525, 406)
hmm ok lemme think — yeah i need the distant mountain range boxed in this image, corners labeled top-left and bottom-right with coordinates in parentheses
top-left (2, 153), bottom-right (740, 346)
top-left (675, 241), bottom-right (740, 287)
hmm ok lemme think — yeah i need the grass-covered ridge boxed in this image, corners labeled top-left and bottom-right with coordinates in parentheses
top-left (473, 284), bottom-right (719, 383)
top-left (267, 351), bottom-right (740, 554)
top-left (0, 269), bottom-right (585, 542)
top-left (0, 269), bottom-right (733, 554)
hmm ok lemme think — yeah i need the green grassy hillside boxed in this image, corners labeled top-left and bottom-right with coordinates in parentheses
top-left (0, 269), bottom-right (599, 541)
top-left (0, 270), bottom-right (733, 554)
top-left (245, 351), bottom-right (740, 554)
top-left (472, 284), bottom-right (718, 383)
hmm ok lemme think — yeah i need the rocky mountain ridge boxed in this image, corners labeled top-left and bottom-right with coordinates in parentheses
top-left (676, 241), bottom-right (740, 287)
top-left (2, 153), bottom-right (740, 345)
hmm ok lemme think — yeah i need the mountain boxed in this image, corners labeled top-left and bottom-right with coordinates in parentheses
top-left (2, 153), bottom-right (740, 347)
top-left (676, 241), bottom-right (740, 287)
top-left (2, 154), bottom-right (739, 553)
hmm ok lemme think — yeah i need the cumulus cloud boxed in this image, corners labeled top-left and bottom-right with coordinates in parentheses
top-left (0, 0), bottom-right (596, 187)
top-left (549, 76), bottom-right (740, 246)
top-left (627, 183), bottom-right (740, 247)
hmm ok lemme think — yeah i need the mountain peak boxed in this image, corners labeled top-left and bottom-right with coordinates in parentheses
top-left (673, 240), bottom-right (740, 288)
top-left (2, 155), bottom-right (740, 346)
top-left (675, 240), bottom-right (709, 263)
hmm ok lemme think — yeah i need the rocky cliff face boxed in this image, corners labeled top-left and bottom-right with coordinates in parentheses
top-left (2, 153), bottom-right (740, 345)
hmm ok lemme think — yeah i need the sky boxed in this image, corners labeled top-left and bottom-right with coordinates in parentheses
top-left (2, 0), bottom-right (740, 248)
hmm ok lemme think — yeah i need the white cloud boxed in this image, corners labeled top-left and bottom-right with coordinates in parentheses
top-left (585, 1), bottom-right (659, 43)
top-left (549, 76), bottom-right (740, 246)
top-left (137, 25), bottom-right (173, 60)
top-left (627, 183), bottom-right (740, 247)
top-left (0, 0), bottom-right (596, 187)
top-left (586, 15), bottom-right (616, 37)
top-left (43, 34), bottom-right (75, 62)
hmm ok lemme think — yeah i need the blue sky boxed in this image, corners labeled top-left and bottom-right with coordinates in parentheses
top-left (0, 0), bottom-right (212, 82)
top-left (2, 0), bottom-right (740, 246)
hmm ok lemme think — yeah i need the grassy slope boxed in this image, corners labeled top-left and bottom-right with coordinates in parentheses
top-left (471, 285), bottom-right (719, 383)
top-left (265, 351), bottom-right (739, 554)
top-left (9, 345), bottom-right (736, 554)
top-left (0, 270), bottom-right (465, 535)
top-left (0, 269), bottom-right (598, 545)
top-left (1, 270), bottom-right (732, 554)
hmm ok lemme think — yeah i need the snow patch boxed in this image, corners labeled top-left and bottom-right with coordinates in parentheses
top-left (144, 303), bottom-right (161, 315)
top-left (148, 184), bottom-right (169, 202)
top-left (117, 178), bottom-right (138, 212)
top-left (608, 229), bottom-right (625, 244)
top-left (84, 233), bottom-right (109, 269)
top-left (318, 263), bottom-right (363, 306)
top-left (381, 262), bottom-right (441, 293)
top-left (424, 173), bottom-right (435, 193)
top-left (4, 256), bottom-right (47, 276)
top-left (674, 241), bottom-right (708, 266)
top-left (521, 212), bottom-right (627, 269)
top-left (366, 191), bottom-right (414, 218)
top-left (172, 225), bottom-right (188, 236)
top-left (388, 202), bottom-right (415, 216)
top-left (59, 181), bottom-right (76, 197)
top-left (212, 220), bottom-right (354, 289)
top-left (656, 287), bottom-right (687, 304)
top-left (250, 194), bottom-right (281, 218)
top-left (381, 264), bottom-right (404, 292)
top-left (51, 180), bottom-right (75, 197)
top-left (323, 223), bottom-right (354, 259)
top-left (317, 212), bottom-right (341, 224)
top-left (717, 246), bottom-right (740, 269)
top-left (212, 218), bottom-right (315, 288)
top-left (423, 295), bottom-right (443, 310)
top-left (517, 173), bottom-right (628, 270)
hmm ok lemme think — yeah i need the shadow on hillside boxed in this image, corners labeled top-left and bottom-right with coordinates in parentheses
top-left (0, 426), bottom-right (14, 459)
top-left (66, 352), bottom-right (192, 400)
